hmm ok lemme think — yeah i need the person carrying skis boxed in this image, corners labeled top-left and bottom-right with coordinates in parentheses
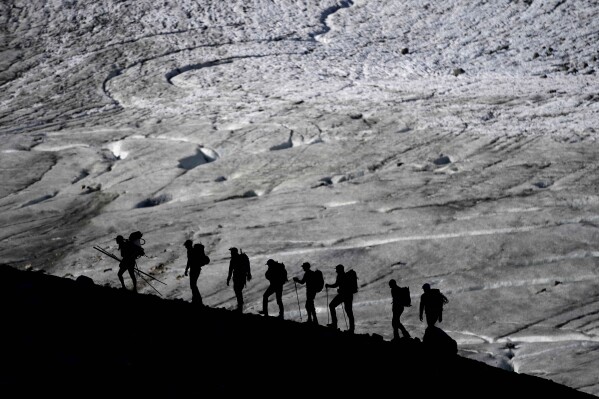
top-left (116, 234), bottom-right (138, 292)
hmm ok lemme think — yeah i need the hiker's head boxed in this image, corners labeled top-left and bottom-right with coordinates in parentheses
top-left (422, 283), bottom-right (431, 292)
top-left (184, 239), bottom-right (193, 248)
top-left (116, 235), bottom-right (124, 244)
top-left (301, 262), bottom-right (311, 270)
top-left (266, 259), bottom-right (276, 267)
top-left (229, 247), bottom-right (238, 254)
top-left (335, 264), bottom-right (344, 273)
top-left (389, 279), bottom-right (397, 288)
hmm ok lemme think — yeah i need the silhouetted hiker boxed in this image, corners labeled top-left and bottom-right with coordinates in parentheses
top-left (419, 283), bottom-right (448, 327)
top-left (184, 240), bottom-right (210, 305)
top-left (389, 279), bottom-right (411, 340)
top-left (116, 234), bottom-right (141, 292)
top-left (259, 259), bottom-right (287, 318)
top-left (227, 247), bottom-right (252, 312)
top-left (293, 262), bottom-right (324, 324)
top-left (325, 265), bottom-right (356, 333)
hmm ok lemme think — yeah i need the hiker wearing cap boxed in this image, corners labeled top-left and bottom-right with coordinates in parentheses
top-left (419, 283), bottom-right (448, 327)
top-left (184, 240), bottom-right (210, 305)
top-left (259, 259), bottom-right (288, 318)
top-left (227, 247), bottom-right (252, 312)
top-left (116, 235), bottom-right (138, 292)
top-left (389, 279), bottom-right (411, 340)
top-left (325, 265), bottom-right (355, 333)
top-left (293, 262), bottom-right (324, 325)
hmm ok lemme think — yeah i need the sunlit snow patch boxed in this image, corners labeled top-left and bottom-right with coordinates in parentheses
top-left (105, 140), bottom-right (128, 160)
top-left (178, 147), bottom-right (219, 170)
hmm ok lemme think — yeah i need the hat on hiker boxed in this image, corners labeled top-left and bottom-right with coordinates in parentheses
top-left (301, 262), bottom-right (311, 270)
top-left (335, 264), bottom-right (344, 271)
top-left (184, 240), bottom-right (193, 247)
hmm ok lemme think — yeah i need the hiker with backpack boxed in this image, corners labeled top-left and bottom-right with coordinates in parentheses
top-left (389, 279), bottom-right (411, 340)
top-left (227, 247), bottom-right (252, 312)
top-left (419, 283), bottom-right (449, 327)
top-left (325, 265), bottom-right (356, 333)
top-left (293, 262), bottom-right (324, 325)
top-left (184, 240), bottom-right (210, 306)
top-left (116, 233), bottom-right (144, 292)
top-left (259, 259), bottom-right (288, 319)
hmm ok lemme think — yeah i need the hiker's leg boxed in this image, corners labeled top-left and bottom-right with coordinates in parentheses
top-left (344, 295), bottom-right (354, 332)
top-left (392, 311), bottom-right (400, 340)
top-left (426, 311), bottom-right (437, 327)
top-left (190, 268), bottom-right (201, 303)
top-left (329, 295), bottom-right (342, 327)
top-left (118, 267), bottom-right (126, 288)
top-left (399, 322), bottom-right (411, 338)
top-left (234, 284), bottom-right (244, 310)
top-left (262, 285), bottom-right (275, 315)
top-left (395, 306), bottom-right (410, 338)
top-left (127, 264), bottom-right (137, 292)
top-left (275, 286), bottom-right (284, 317)
top-left (306, 292), bottom-right (317, 323)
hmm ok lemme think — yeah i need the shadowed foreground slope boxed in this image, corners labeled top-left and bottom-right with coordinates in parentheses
top-left (0, 265), bottom-right (594, 398)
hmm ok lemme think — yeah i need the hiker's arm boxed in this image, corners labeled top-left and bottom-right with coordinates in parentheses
top-left (226, 262), bottom-right (233, 285)
top-left (326, 277), bottom-right (339, 289)
top-left (419, 300), bottom-right (424, 321)
top-left (294, 274), bottom-right (306, 284)
top-left (185, 262), bottom-right (189, 276)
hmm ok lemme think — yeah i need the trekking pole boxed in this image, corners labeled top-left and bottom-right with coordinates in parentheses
top-left (135, 266), bottom-right (163, 297)
top-left (326, 287), bottom-right (329, 324)
top-left (294, 281), bottom-right (302, 321)
top-left (93, 246), bottom-right (121, 263)
top-left (342, 305), bottom-right (348, 329)
top-left (133, 265), bottom-right (167, 285)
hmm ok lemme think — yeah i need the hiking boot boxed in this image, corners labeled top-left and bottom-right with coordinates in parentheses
top-left (277, 314), bottom-right (284, 319)
top-left (326, 323), bottom-right (338, 329)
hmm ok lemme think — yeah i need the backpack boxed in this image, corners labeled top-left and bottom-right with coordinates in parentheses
top-left (279, 262), bottom-right (288, 283)
top-left (400, 286), bottom-right (411, 307)
top-left (312, 269), bottom-right (324, 293)
top-left (239, 250), bottom-right (251, 275)
top-left (345, 270), bottom-right (358, 294)
top-left (128, 231), bottom-right (145, 258)
top-left (193, 244), bottom-right (210, 266)
top-left (430, 288), bottom-right (448, 310)
top-left (266, 261), bottom-right (287, 284)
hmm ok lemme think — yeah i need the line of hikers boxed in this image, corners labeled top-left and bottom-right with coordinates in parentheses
top-left (110, 232), bottom-right (449, 337)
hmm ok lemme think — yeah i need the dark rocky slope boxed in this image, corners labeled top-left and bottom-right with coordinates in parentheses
top-left (0, 264), bottom-right (594, 398)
